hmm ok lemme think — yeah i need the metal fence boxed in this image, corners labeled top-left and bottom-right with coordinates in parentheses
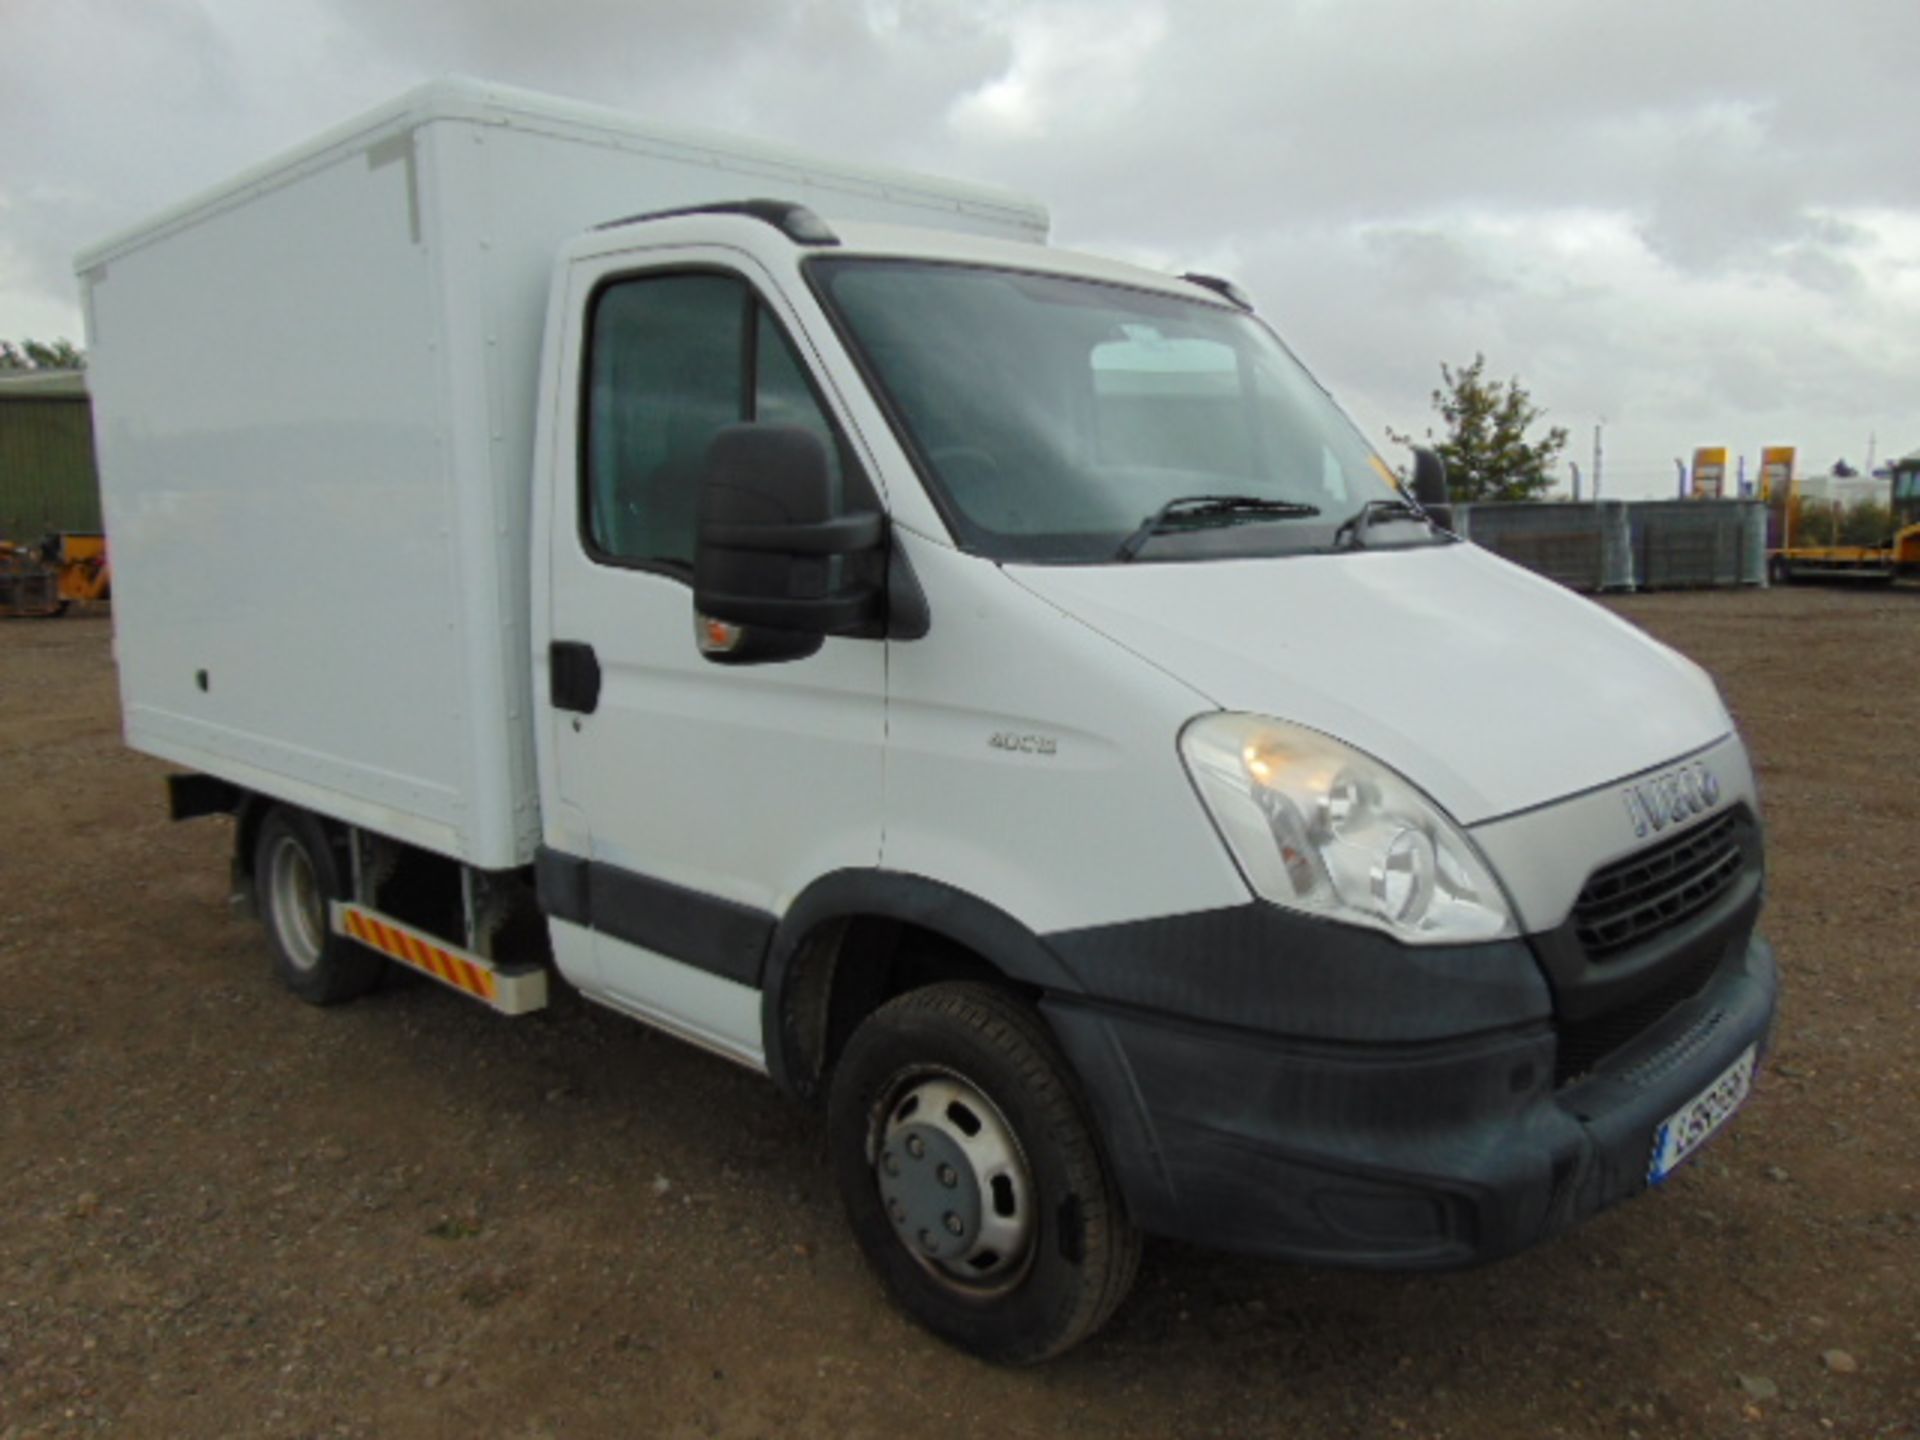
top-left (1454, 499), bottom-right (1767, 592)
top-left (1453, 501), bottom-right (1635, 591)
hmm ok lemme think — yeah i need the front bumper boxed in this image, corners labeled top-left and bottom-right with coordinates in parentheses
top-left (1043, 926), bottom-right (1776, 1267)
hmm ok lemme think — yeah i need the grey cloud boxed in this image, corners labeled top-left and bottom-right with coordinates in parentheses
top-left (1, 0), bottom-right (1915, 490)
top-left (1362, 227), bottom-right (1515, 306)
top-left (1780, 243), bottom-right (1863, 297)
top-left (316, 0), bottom-right (1016, 159)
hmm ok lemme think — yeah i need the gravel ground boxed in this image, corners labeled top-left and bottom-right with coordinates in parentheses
top-left (1, 589), bottom-right (1915, 1439)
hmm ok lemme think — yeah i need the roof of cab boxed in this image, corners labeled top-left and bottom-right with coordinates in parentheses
top-left (824, 220), bottom-right (1229, 305)
top-left (571, 208), bottom-right (1233, 311)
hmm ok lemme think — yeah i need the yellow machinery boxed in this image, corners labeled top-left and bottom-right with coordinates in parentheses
top-left (1770, 451), bottom-right (1920, 584)
top-left (0, 531), bottom-right (111, 617)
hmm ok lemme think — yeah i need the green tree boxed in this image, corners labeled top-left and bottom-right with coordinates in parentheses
top-left (1391, 353), bottom-right (1567, 503)
top-left (0, 338), bottom-right (86, 371)
top-left (1836, 499), bottom-right (1893, 547)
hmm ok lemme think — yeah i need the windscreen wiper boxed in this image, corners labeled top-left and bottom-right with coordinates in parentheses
top-left (1331, 496), bottom-right (1442, 551)
top-left (1116, 495), bottom-right (1322, 562)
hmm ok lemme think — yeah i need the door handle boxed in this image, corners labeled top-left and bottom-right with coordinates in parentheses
top-left (549, 640), bottom-right (601, 715)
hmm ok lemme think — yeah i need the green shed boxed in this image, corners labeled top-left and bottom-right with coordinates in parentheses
top-left (0, 370), bottom-right (101, 538)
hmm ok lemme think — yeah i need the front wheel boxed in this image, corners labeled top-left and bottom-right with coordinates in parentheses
top-left (827, 983), bottom-right (1140, 1363)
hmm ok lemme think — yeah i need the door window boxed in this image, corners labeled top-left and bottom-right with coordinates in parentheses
top-left (583, 272), bottom-right (858, 571)
top-left (755, 315), bottom-right (848, 505)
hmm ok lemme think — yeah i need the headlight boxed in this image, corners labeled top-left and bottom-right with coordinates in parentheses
top-left (1180, 713), bottom-right (1515, 944)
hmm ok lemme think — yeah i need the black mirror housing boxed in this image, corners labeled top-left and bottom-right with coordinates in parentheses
top-left (693, 424), bottom-right (885, 653)
top-left (1411, 447), bottom-right (1453, 530)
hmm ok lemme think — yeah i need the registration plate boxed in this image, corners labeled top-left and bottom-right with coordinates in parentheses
top-left (1647, 1044), bottom-right (1756, 1184)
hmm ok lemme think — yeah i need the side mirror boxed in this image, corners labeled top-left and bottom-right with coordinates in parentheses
top-left (693, 424), bottom-right (884, 663)
top-left (1411, 447), bottom-right (1453, 530)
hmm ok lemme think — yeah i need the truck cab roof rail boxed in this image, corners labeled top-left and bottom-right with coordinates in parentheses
top-left (1180, 271), bottom-right (1254, 311)
top-left (594, 198), bottom-right (841, 246)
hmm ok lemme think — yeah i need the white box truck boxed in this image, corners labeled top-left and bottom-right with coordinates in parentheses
top-left (80, 79), bottom-right (1776, 1362)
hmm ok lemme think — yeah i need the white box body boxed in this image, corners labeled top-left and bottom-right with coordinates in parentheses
top-left (78, 79), bottom-right (1047, 867)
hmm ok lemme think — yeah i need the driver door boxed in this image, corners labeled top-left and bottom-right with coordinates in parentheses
top-left (540, 249), bottom-right (885, 1066)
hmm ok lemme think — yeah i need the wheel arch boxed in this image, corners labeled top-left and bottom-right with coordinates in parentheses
top-left (232, 794), bottom-right (346, 901)
top-left (761, 870), bottom-right (1089, 1101)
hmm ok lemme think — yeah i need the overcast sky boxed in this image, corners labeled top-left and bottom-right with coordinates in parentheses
top-left (4, 0), bottom-right (1915, 496)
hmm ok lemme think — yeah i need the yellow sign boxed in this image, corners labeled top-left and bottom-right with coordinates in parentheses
top-left (1691, 447), bottom-right (1728, 499)
top-left (1757, 446), bottom-right (1795, 502)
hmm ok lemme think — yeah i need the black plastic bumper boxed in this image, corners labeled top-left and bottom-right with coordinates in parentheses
top-left (1043, 927), bottom-right (1777, 1267)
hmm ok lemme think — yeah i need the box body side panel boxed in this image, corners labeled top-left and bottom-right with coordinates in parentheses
top-left (85, 133), bottom-right (504, 861)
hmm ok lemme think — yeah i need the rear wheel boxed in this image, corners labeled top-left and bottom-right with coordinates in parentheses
top-left (828, 982), bottom-right (1140, 1363)
top-left (253, 807), bottom-right (382, 1005)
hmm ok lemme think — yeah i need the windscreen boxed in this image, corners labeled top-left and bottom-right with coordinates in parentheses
top-left (811, 258), bottom-right (1419, 562)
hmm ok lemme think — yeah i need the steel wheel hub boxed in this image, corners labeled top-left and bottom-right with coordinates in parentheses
top-left (874, 1073), bottom-right (1034, 1292)
top-left (267, 836), bottom-right (325, 972)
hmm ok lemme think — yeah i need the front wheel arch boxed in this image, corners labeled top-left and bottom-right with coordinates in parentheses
top-left (760, 870), bottom-right (1088, 1101)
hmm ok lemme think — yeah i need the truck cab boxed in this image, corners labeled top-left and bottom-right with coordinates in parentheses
top-left (523, 204), bottom-right (1775, 1359)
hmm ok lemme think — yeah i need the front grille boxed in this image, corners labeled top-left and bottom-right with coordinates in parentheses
top-left (1572, 811), bottom-right (1743, 961)
top-left (1554, 945), bottom-right (1721, 1086)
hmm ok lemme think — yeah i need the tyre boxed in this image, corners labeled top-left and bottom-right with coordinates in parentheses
top-left (827, 982), bottom-right (1140, 1363)
top-left (1768, 555), bottom-right (1793, 586)
top-left (253, 806), bottom-right (383, 1005)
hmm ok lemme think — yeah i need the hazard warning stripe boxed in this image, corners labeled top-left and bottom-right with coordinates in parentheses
top-left (340, 905), bottom-right (498, 1002)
